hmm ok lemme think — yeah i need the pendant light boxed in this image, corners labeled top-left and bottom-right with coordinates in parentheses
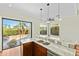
top-left (47, 3), bottom-right (50, 21)
top-left (56, 3), bottom-right (62, 21)
top-left (40, 8), bottom-right (43, 21)
top-left (58, 3), bottom-right (60, 19)
top-left (46, 3), bottom-right (50, 23)
top-left (46, 3), bottom-right (50, 37)
top-left (46, 3), bottom-right (54, 22)
top-left (46, 3), bottom-right (53, 23)
top-left (40, 3), bottom-right (54, 22)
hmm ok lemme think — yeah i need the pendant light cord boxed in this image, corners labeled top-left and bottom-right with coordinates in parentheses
top-left (58, 3), bottom-right (60, 19)
top-left (40, 8), bottom-right (43, 21)
top-left (47, 3), bottom-right (50, 36)
top-left (47, 3), bottom-right (50, 21)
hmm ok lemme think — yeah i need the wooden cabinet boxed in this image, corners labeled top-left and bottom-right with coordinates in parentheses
top-left (23, 42), bottom-right (33, 56)
top-left (23, 42), bottom-right (47, 56)
top-left (33, 42), bottom-right (47, 56)
top-left (75, 45), bottom-right (79, 56)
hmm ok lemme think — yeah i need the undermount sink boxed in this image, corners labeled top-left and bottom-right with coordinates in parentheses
top-left (37, 40), bottom-right (44, 43)
top-left (37, 40), bottom-right (50, 45)
top-left (42, 42), bottom-right (50, 45)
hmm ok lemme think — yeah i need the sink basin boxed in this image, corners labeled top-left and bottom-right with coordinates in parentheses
top-left (37, 40), bottom-right (50, 45)
top-left (43, 42), bottom-right (50, 45)
top-left (37, 40), bottom-right (44, 43)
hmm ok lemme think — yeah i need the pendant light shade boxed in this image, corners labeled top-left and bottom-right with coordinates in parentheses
top-left (55, 3), bottom-right (62, 21)
top-left (47, 3), bottom-right (50, 21)
top-left (46, 3), bottom-right (55, 22)
top-left (40, 8), bottom-right (43, 21)
top-left (40, 3), bottom-right (62, 22)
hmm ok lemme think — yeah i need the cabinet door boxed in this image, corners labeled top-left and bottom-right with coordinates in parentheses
top-left (33, 42), bottom-right (47, 56)
top-left (23, 42), bottom-right (32, 56)
top-left (33, 46), bottom-right (42, 56)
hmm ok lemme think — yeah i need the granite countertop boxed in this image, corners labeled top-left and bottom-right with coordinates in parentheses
top-left (21, 38), bottom-right (75, 56)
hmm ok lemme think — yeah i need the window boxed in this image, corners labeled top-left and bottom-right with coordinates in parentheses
top-left (2, 18), bottom-right (32, 50)
top-left (40, 24), bottom-right (47, 35)
top-left (50, 24), bottom-right (59, 36)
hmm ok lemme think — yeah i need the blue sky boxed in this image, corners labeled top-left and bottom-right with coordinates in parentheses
top-left (3, 19), bottom-right (31, 28)
top-left (3, 19), bottom-right (20, 27)
top-left (24, 22), bottom-right (31, 27)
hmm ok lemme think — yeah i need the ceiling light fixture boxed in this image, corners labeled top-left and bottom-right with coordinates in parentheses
top-left (47, 3), bottom-right (54, 22)
top-left (56, 3), bottom-right (62, 21)
top-left (40, 8), bottom-right (43, 21)
top-left (40, 3), bottom-right (55, 22)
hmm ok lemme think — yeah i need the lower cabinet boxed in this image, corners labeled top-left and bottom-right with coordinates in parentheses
top-left (33, 42), bottom-right (47, 56)
top-left (23, 42), bottom-right (33, 56)
top-left (23, 42), bottom-right (47, 56)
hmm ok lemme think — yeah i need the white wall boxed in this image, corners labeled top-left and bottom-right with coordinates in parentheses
top-left (27, 17), bottom-right (40, 38)
top-left (60, 16), bottom-right (79, 44)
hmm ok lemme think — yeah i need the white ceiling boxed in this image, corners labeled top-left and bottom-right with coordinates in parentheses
top-left (0, 3), bottom-right (78, 20)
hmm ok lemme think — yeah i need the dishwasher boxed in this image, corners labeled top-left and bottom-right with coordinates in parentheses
top-left (47, 49), bottom-right (60, 56)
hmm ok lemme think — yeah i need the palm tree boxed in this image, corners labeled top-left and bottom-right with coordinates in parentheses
top-left (13, 22), bottom-right (22, 35)
top-left (14, 22), bottom-right (29, 35)
top-left (20, 22), bottom-right (28, 34)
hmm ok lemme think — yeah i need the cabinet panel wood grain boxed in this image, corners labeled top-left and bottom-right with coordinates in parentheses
top-left (33, 42), bottom-right (47, 56)
top-left (23, 42), bottom-right (33, 56)
top-left (23, 42), bottom-right (47, 56)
